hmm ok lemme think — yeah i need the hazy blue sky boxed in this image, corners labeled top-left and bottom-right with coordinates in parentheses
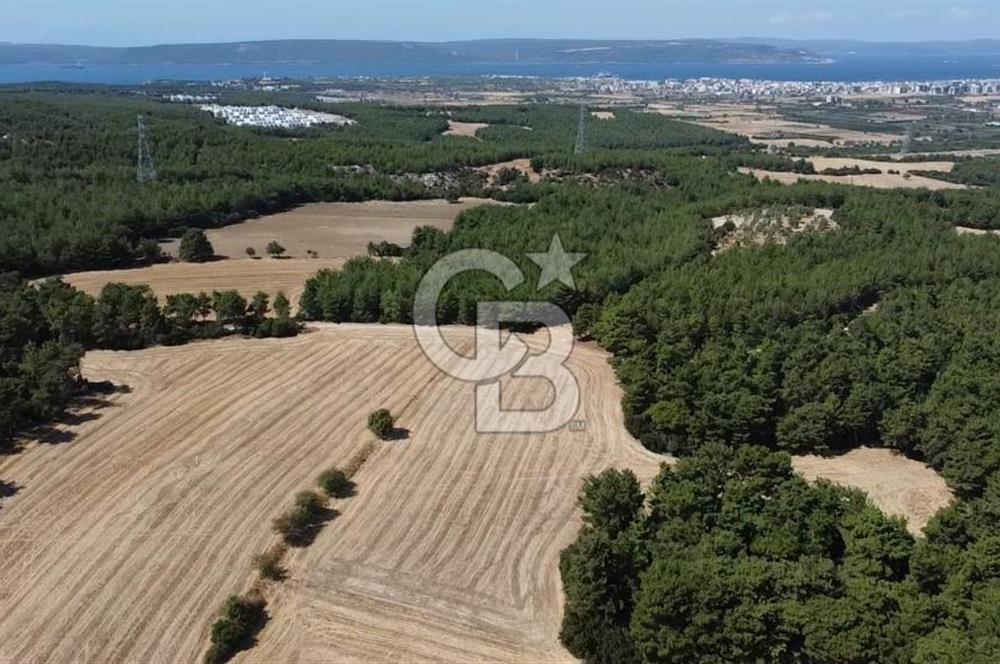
top-left (2, 1), bottom-right (999, 46)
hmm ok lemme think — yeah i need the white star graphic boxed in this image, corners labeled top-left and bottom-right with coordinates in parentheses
top-left (527, 234), bottom-right (586, 289)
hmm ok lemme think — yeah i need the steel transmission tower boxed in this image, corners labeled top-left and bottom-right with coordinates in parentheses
top-left (136, 114), bottom-right (157, 183)
top-left (574, 105), bottom-right (588, 155)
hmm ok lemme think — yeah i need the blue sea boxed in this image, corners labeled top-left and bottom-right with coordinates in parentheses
top-left (2, 54), bottom-right (1000, 85)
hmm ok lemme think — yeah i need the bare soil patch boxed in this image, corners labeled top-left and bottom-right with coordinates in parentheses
top-left (739, 167), bottom-right (965, 190)
top-left (711, 207), bottom-right (836, 252)
top-left (478, 158), bottom-right (542, 184)
top-left (955, 226), bottom-right (1000, 236)
top-left (443, 120), bottom-right (489, 138)
top-left (0, 325), bottom-right (667, 663)
top-left (792, 447), bottom-right (953, 535)
top-left (590, 111), bottom-right (615, 120)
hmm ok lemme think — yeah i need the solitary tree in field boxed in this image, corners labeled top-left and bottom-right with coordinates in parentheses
top-left (265, 240), bottom-right (286, 258)
top-left (245, 246), bottom-right (257, 258)
top-left (178, 229), bottom-right (214, 262)
top-left (367, 409), bottom-right (395, 439)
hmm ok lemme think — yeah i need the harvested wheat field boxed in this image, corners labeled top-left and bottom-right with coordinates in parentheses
top-left (739, 167), bottom-right (965, 190)
top-left (63, 257), bottom-right (342, 308)
top-left (793, 447), bottom-right (953, 535)
top-left (648, 102), bottom-right (899, 146)
top-left (0, 324), bottom-right (667, 663)
top-left (64, 199), bottom-right (498, 306)
top-left (808, 156), bottom-right (955, 174)
top-left (163, 198), bottom-right (496, 260)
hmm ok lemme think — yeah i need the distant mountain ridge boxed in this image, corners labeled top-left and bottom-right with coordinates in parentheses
top-left (0, 38), bottom-right (822, 66)
top-left (731, 37), bottom-right (1000, 57)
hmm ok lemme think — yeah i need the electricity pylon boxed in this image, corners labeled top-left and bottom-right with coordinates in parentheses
top-left (137, 114), bottom-right (157, 183)
top-left (574, 105), bottom-right (588, 155)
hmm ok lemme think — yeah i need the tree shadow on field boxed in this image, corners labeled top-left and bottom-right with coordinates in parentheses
top-left (15, 380), bottom-right (131, 448)
top-left (0, 480), bottom-right (20, 504)
top-left (384, 427), bottom-right (411, 442)
top-left (286, 506), bottom-right (340, 548)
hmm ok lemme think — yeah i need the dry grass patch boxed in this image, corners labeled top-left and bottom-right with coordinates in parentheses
top-left (739, 166), bottom-right (966, 190)
top-left (792, 447), bottom-right (953, 535)
top-left (808, 156), bottom-right (955, 174)
top-left (442, 120), bottom-right (489, 138)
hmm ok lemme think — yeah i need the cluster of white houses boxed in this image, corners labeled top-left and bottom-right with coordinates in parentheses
top-left (197, 104), bottom-right (353, 128)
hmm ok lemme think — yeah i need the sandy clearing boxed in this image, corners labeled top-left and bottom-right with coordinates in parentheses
top-left (809, 156), bottom-right (955, 173)
top-left (0, 324), bottom-right (668, 663)
top-left (63, 257), bottom-right (342, 308)
top-left (161, 198), bottom-right (496, 261)
top-left (955, 226), bottom-right (1000, 236)
top-left (792, 447), bottom-right (953, 535)
top-left (478, 158), bottom-right (542, 184)
top-left (443, 120), bottom-right (489, 138)
top-left (739, 167), bottom-right (965, 190)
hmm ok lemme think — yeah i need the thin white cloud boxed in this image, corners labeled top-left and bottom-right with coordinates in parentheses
top-left (769, 10), bottom-right (835, 25)
top-left (949, 5), bottom-right (974, 19)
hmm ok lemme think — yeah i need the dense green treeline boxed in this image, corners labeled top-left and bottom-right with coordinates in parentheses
top-left (0, 275), bottom-right (298, 444)
top-left (561, 447), bottom-right (1000, 663)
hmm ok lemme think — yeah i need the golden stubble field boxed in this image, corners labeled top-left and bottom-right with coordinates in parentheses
top-left (0, 324), bottom-right (953, 662)
top-left (0, 324), bottom-right (666, 663)
top-left (63, 199), bottom-right (499, 305)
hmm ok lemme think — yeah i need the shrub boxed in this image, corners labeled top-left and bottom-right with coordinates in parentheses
top-left (294, 489), bottom-right (326, 513)
top-left (178, 229), bottom-right (214, 263)
top-left (245, 247), bottom-right (257, 258)
top-left (317, 467), bottom-right (354, 498)
top-left (253, 543), bottom-right (287, 580)
top-left (265, 240), bottom-right (286, 258)
top-left (271, 506), bottom-right (314, 545)
top-left (204, 593), bottom-right (266, 664)
top-left (367, 409), bottom-right (395, 439)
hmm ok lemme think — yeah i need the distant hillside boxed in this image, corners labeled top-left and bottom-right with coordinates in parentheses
top-left (733, 37), bottom-right (1000, 58)
top-left (0, 38), bottom-right (822, 66)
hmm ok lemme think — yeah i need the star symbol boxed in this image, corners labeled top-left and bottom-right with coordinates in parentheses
top-left (527, 234), bottom-right (586, 289)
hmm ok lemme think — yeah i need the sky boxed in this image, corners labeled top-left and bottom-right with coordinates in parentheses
top-left (1, 1), bottom-right (999, 46)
